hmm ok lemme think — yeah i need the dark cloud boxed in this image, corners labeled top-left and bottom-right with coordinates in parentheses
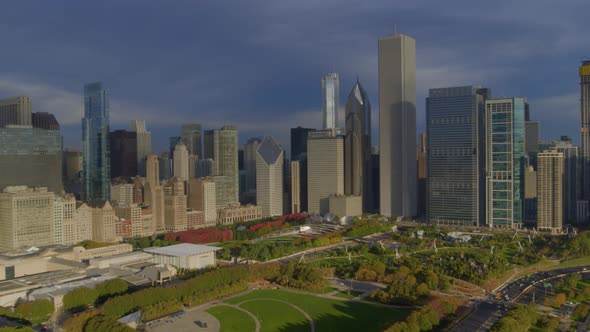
top-left (0, 0), bottom-right (588, 152)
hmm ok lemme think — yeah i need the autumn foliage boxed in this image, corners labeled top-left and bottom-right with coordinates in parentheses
top-left (164, 227), bottom-right (233, 244)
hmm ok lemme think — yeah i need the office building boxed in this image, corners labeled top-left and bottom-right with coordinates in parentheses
top-left (114, 204), bottom-right (142, 239)
top-left (204, 126), bottom-right (238, 206)
top-left (291, 161), bottom-right (300, 213)
top-left (181, 123), bottom-right (202, 158)
top-left (144, 182), bottom-right (165, 233)
top-left (64, 150), bottom-right (82, 181)
top-left (291, 127), bottom-right (315, 212)
top-left (133, 177), bottom-right (143, 204)
top-left (159, 152), bottom-right (172, 181)
top-left (307, 129), bottom-right (344, 214)
top-left (344, 79), bottom-right (372, 212)
top-left (143, 243), bottom-right (220, 270)
top-left (217, 204), bottom-right (262, 225)
top-left (188, 178), bottom-right (216, 226)
top-left (524, 166), bottom-right (537, 224)
top-left (62, 200), bottom-right (92, 246)
top-left (329, 195), bottom-right (362, 217)
top-left (110, 130), bottom-right (137, 178)
top-left (82, 82), bottom-right (111, 201)
top-left (163, 177), bottom-right (187, 232)
top-left (0, 115), bottom-right (63, 193)
top-left (89, 200), bottom-right (116, 243)
top-left (378, 33), bottom-right (417, 218)
top-left (426, 86), bottom-right (488, 226)
top-left (186, 210), bottom-right (205, 230)
top-left (537, 151), bottom-right (564, 233)
top-left (168, 136), bottom-right (181, 158)
top-left (196, 158), bottom-right (215, 178)
top-left (0, 96), bottom-right (31, 127)
top-left (189, 154), bottom-right (198, 179)
top-left (581, 61), bottom-right (590, 201)
top-left (485, 98), bottom-right (526, 228)
top-left (173, 141), bottom-right (189, 181)
top-left (322, 73), bottom-right (339, 129)
top-left (370, 148), bottom-right (380, 213)
top-left (0, 186), bottom-right (55, 250)
top-left (256, 136), bottom-right (283, 217)
top-left (541, 137), bottom-right (579, 223)
top-left (111, 183), bottom-right (134, 206)
top-left (525, 121), bottom-right (540, 156)
top-left (244, 137), bottom-right (262, 195)
top-left (32, 112), bottom-right (60, 130)
top-left (146, 154), bottom-right (159, 187)
top-left (416, 133), bottom-right (427, 217)
top-left (128, 120), bottom-right (152, 176)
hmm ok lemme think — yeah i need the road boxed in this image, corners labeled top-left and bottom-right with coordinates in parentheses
top-left (451, 265), bottom-right (590, 331)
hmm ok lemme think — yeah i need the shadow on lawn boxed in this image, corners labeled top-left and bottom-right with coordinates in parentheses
top-left (276, 301), bottom-right (407, 332)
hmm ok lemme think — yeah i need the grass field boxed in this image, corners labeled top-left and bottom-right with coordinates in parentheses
top-left (207, 306), bottom-right (257, 332)
top-left (333, 290), bottom-right (364, 299)
top-left (208, 289), bottom-right (409, 332)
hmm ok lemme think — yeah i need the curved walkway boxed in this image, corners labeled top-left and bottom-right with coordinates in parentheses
top-left (217, 303), bottom-right (261, 332)
top-left (238, 298), bottom-right (315, 332)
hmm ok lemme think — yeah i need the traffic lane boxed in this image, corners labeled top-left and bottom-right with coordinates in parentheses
top-left (451, 302), bottom-right (498, 332)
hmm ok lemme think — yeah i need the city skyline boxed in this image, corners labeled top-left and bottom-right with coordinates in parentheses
top-left (0, 2), bottom-right (588, 153)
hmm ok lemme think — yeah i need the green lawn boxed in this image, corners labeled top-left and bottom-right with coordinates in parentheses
top-left (224, 289), bottom-right (410, 331)
top-left (207, 306), bottom-right (257, 332)
top-left (241, 300), bottom-right (308, 332)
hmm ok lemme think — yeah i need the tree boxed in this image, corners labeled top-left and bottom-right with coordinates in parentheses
top-left (84, 315), bottom-right (134, 332)
top-left (64, 310), bottom-right (97, 332)
top-left (63, 287), bottom-right (99, 312)
top-left (565, 273), bottom-right (581, 290)
top-left (96, 279), bottom-right (128, 300)
top-left (14, 300), bottom-right (54, 325)
top-left (546, 293), bottom-right (566, 308)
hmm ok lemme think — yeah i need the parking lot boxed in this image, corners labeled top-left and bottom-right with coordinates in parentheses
top-left (145, 308), bottom-right (220, 332)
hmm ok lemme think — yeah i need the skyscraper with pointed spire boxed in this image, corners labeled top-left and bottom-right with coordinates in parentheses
top-left (344, 79), bottom-right (372, 212)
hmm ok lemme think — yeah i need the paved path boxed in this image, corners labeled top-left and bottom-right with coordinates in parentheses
top-left (238, 298), bottom-right (315, 332)
top-left (145, 309), bottom-right (220, 332)
top-left (217, 303), bottom-right (261, 332)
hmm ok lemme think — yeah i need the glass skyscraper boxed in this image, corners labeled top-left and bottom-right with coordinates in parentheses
top-left (322, 73), bottom-right (339, 129)
top-left (82, 82), bottom-right (111, 201)
top-left (426, 86), bottom-right (488, 226)
top-left (344, 79), bottom-right (372, 212)
top-left (580, 61), bottom-right (590, 202)
top-left (485, 97), bottom-right (526, 228)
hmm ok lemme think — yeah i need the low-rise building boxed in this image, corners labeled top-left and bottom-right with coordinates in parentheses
top-left (70, 244), bottom-right (133, 262)
top-left (187, 209), bottom-right (206, 229)
top-left (143, 243), bottom-right (220, 270)
top-left (217, 204), bottom-right (262, 225)
top-left (329, 195), bottom-right (362, 217)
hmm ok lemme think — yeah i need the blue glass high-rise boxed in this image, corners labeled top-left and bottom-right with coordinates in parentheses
top-left (82, 82), bottom-right (111, 201)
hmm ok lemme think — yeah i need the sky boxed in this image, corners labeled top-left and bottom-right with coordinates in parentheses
top-left (1, 1), bottom-right (589, 154)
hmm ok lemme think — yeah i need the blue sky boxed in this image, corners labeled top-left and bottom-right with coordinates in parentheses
top-left (1, 1), bottom-right (588, 153)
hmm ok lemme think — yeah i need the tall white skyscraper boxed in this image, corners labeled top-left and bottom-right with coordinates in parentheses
top-left (173, 141), bottom-right (189, 181)
top-left (378, 33), bottom-right (417, 218)
top-left (256, 136), bottom-right (284, 217)
top-left (322, 73), bottom-right (339, 129)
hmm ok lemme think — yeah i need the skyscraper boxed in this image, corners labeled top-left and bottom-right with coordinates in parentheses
top-left (322, 73), bottom-right (339, 129)
top-left (485, 97), bottom-right (526, 228)
top-left (82, 82), bottom-right (111, 201)
top-left (256, 136), bottom-right (284, 217)
top-left (244, 137), bottom-right (263, 195)
top-left (109, 130), bottom-right (137, 178)
top-left (164, 177), bottom-right (187, 232)
top-left (537, 150), bottom-right (564, 233)
top-left (0, 110), bottom-right (63, 193)
top-left (0, 96), bottom-right (31, 127)
top-left (378, 33), bottom-right (417, 218)
top-left (159, 152), bottom-right (172, 181)
top-left (173, 141), bottom-right (189, 181)
top-left (307, 129), bottom-right (344, 215)
top-left (146, 154), bottom-right (160, 187)
top-left (291, 161), bottom-right (300, 213)
top-left (290, 127), bottom-right (315, 212)
top-left (541, 137), bottom-right (579, 223)
top-left (205, 126), bottom-right (239, 206)
top-left (181, 123), bottom-right (202, 158)
top-left (344, 79), bottom-right (372, 212)
top-left (580, 61), bottom-right (590, 202)
top-left (188, 178), bottom-right (216, 226)
top-left (416, 133), bottom-right (427, 217)
top-left (426, 86), bottom-right (488, 226)
top-left (128, 120), bottom-right (152, 176)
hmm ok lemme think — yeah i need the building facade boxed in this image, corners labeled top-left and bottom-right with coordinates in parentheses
top-left (485, 98), bottom-right (526, 228)
top-left (0, 96), bottom-right (31, 128)
top-left (344, 79), bottom-right (372, 213)
top-left (110, 130), bottom-right (137, 178)
top-left (322, 73), bottom-right (339, 129)
top-left (581, 61), bottom-right (590, 202)
top-left (82, 82), bottom-right (111, 201)
top-left (204, 126), bottom-right (238, 206)
top-left (291, 161), bottom-right (300, 213)
top-left (378, 33), bottom-right (417, 218)
top-left (290, 127), bottom-right (315, 212)
top-left (187, 178), bottom-right (217, 226)
top-left (89, 200), bottom-right (116, 243)
top-left (217, 204), bottom-right (262, 225)
top-left (163, 177), bottom-right (187, 232)
top-left (128, 120), bottom-right (152, 176)
top-left (426, 86), bottom-right (488, 226)
top-left (307, 129), bottom-right (344, 215)
top-left (173, 141), bottom-right (189, 181)
top-left (537, 151), bottom-right (564, 233)
top-left (181, 123), bottom-right (202, 158)
top-left (0, 186), bottom-right (55, 250)
top-left (244, 137), bottom-right (262, 197)
top-left (256, 136), bottom-right (283, 217)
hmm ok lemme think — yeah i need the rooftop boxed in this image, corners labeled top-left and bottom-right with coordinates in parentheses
top-left (143, 243), bottom-right (221, 257)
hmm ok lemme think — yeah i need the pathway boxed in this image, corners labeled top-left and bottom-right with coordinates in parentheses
top-left (217, 303), bottom-right (261, 332)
